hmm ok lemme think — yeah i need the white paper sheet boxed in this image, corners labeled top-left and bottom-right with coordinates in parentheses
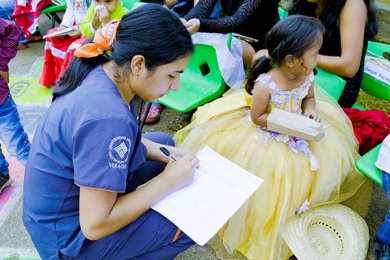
top-left (152, 146), bottom-right (263, 245)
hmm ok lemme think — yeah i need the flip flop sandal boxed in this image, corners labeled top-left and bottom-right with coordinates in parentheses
top-left (141, 102), bottom-right (163, 124)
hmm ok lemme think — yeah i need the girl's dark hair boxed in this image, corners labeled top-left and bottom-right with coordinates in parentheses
top-left (245, 15), bottom-right (324, 94)
top-left (289, 0), bottom-right (377, 47)
top-left (54, 4), bottom-right (194, 99)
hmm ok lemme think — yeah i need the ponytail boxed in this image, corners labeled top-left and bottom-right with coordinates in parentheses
top-left (245, 55), bottom-right (272, 95)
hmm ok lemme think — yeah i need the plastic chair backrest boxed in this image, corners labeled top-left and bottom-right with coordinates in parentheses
top-left (122, 0), bottom-right (141, 10)
top-left (158, 44), bottom-right (225, 113)
top-left (361, 41), bottom-right (390, 100)
top-left (315, 67), bottom-right (346, 101)
top-left (356, 144), bottom-right (382, 186)
top-left (278, 7), bottom-right (288, 19)
top-left (41, 0), bottom-right (67, 14)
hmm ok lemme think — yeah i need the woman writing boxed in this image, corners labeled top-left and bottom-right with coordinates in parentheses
top-left (23, 5), bottom-right (198, 259)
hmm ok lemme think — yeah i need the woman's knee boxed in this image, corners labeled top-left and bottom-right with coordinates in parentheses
top-left (143, 132), bottom-right (174, 146)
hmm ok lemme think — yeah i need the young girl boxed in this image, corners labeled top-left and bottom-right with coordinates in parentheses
top-left (175, 15), bottom-right (368, 259)
top-left (39, 0), bottom-right (128, 88)
top-left (80, 0), bottom-right (128, 37)
top-left (40, 0), bottom-right (90, 88)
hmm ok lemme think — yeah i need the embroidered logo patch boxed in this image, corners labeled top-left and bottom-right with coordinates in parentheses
top-left (108, 136), bottom-right (131, 169)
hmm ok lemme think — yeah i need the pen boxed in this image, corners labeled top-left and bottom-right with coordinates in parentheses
top-left (160, 147), bottom-right (177, 161)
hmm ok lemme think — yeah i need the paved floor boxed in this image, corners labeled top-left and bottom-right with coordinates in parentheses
top-left (1, 16), bottom-right (387, 260)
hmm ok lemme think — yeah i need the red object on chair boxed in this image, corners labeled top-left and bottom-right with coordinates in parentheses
top-left (343, 108), bottom-right (390, 155)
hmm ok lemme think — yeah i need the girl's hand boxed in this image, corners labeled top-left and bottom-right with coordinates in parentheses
top-left (161, 153), bottom-right (199, 192)
top-left (304, 108), bottom-right (320, 122)
top-left (0, 71), bottom-right (9, 84)
top-left (67, 29), bottom-right (82, 39)
top-left (98, 6), bottom-right (111, 25)
top-left (92, 9), bottom-right (101, 30)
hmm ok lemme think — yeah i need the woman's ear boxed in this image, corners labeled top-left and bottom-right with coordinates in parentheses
top-left (130, 55), bottom-right (146, 77)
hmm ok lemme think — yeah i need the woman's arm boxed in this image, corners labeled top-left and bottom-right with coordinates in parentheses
top-left (317, 0), bottom-right (367, 78)
top-left (184, 0), bottom-right (216, 20)
top-left (80, 153), bottom-right (198, 240)
top-left (250, 82), bottom-right (270, 127)
top-left (186, 0), bottom-right (265, 34)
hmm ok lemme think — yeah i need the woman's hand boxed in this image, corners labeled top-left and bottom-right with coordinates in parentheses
top-left (304, 108), bottom-right (320, 122)
top-left (160, 153), bottom-right (199, 192)
top-left (185, 18), bottom-right (200, 35)
top-left (92, 9), bottom-right (101, 30)
top-left (98, 6), bottom-right (111, 25)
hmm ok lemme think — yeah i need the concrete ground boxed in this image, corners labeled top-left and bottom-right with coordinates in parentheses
top-left (0, 15), bottom-right (388, 260)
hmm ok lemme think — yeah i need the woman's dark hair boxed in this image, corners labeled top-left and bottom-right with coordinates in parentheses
top-left (54, 4), bottom-right (194, 99)
top-left (289, 0), bottom-right (377, 46)
top-left (245, 15), bottom-right (324, 95)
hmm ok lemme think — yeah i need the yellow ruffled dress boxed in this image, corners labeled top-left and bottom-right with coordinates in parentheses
top-left (174, 73), bottom-right (368, 259)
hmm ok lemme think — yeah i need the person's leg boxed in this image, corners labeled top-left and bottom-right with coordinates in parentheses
top-left (126, 132), bottom-right (174, 192)
top-left (0, 143), bottom-right (12, 193)
top-left (375, 171), bottom-right (390, 259)
top-left (70, 210), bottom-right (194, 259)
top-left (0, 95), bottom-right (30, 166)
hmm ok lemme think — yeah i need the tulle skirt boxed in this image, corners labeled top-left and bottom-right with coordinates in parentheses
top-left (174, 87), bottom-right (369, 259)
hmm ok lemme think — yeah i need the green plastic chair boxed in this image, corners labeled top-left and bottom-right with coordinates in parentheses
top-left (41, 0), bottom-right (67, 28)
top-left (158, 44), bottom-right (226, 113)
top-left (122, 0), bottom-right (141, 10)
top-left (356, 144), bottom-right (382, 186)
top-left (278, 7), bottom-right (288, 19)
top-left (361, 41), bottom-right (390, 100)
top-left (315, 67), bottom-right (346, 101)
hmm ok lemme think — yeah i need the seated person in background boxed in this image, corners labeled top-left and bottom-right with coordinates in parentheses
top-left (142, 0), bottom-right (277, 124)
top-left (80, 0), bottom-right (128, 37)
top-left (12, 0), bottom-right (52, 42)
top-left (40, 0), bottom-right (90, 88)
top-left (0, 0), bottom-right (28, 49)
top-left (288, 0), bottom-right (377, 107)
top-left (375, 135), bottom-right (390, 260)
top-left (183, 0), bottom-right (279, 63)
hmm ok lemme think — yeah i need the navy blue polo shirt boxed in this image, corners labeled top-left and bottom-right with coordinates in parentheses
top-left (23, 65), bottom-right (146, 259)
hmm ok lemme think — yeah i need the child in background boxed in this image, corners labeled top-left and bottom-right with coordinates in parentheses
top-left (39, 0), bottom-right (90, 88)
top-left (0, 18), bottom-right (30, 193)
top-left (375, 135), bottom-right (390, 260)
top-left (80, 0), bottom-right (128, 37)
top-left (12, 0), bottom-right (52, 41)
top-left (175, 15), bottom-right (367, 259)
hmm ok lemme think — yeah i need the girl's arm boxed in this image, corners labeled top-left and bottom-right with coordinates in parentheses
top-left (317, 0), bottom-right (367, 78)
top-left (250, 82), bottom-right (270, 127)
top-left (79, 153), bottom-right (198, 240)
top-left (60, 0), bottom-right (75, 28)
top-left (302, 82), bottom-right (319, 121)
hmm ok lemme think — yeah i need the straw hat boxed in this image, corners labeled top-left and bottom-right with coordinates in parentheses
top-left (283, 204), bottom-right (369, 260)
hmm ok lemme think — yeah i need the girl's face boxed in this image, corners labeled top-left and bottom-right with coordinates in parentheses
top-left (93, 0), bottom-right (118, 13)
top-left (133, 55), bottom-right (191, 102)
top-left (296, 34), bottom-right (323, 76)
